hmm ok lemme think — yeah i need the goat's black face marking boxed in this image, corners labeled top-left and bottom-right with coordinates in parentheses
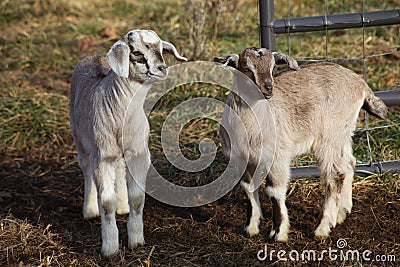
top-left (130, 51), bottom-right (147, 65)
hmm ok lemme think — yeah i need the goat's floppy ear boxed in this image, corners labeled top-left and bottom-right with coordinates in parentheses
top-left (106, 40), bottom-right (130, 78)
top-left (213, 54), bottom-right (239, 68)
top-left (162, 41), bottom-right (188, 62)
top-left (272, 52), bottom-right (300, 70)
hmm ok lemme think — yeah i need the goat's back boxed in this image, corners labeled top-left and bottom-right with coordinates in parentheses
top-left (70, 55), bottom-right (111, 110)
top-left (274, 62), bottom-right (365, 103)
top-left (274, 62), bottom-right (388, 119)
top-left (273, 63), bottom-right (375, 120)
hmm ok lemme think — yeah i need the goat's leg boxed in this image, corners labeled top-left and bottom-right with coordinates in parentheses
top-left (241, 179), bottom-right (263, 237)
top-left (115, 158), bottom-right (129, 215)
top-left (315, 174), bottom-right (343, 237)
top-left (337, 154), bottom-right (355, 224)
top-left (78, 150), bottom-right (99, 219)
top-left (336, 169), bottom-right (353, 224)
top-left (315, 142), bottom-right (355, 237)
top-left (315, 160), bottom-right (345, 238)
top-left (125, 150), bottom-right (149, 249)
top-left (94, 159), bottom-right (119, 256)
top-left (265, 171), bottom-right (290, 242)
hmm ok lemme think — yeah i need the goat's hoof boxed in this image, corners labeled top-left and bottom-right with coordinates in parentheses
top-left (116, 206), bottom-right (129, 215)
top-left (244, 225), bottom-right (260, 237)
top-left (268, 230), bottom-right (275, 240)
top-left (269, 230), bottom-right (288, 242)
top-left (101, 242), bottom-right (119, 257)
top-left (83, 206), bottom-right (100, 219)
top-left (337, 204), bottom-right (352, 225)
top-left (129, 240), bottom-right (145, 249)
top-left (128, 235), bottom-right (145, 249)
top-left (336, 210), bottom-right (348, 225)
top-left (314, 227), bottom-right (330, 239)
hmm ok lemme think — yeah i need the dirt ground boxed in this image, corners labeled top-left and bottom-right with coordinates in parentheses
top-left (0, 153), bottom-right (399, 266)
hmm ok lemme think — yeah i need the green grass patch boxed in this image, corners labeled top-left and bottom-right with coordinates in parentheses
top-left (0, 87), bottom-right (71, 156)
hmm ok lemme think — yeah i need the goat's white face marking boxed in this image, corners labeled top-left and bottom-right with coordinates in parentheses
top-left (139, 30), bottom-right (161, 43)
top-left (239, 47), bottom-right (276, 98)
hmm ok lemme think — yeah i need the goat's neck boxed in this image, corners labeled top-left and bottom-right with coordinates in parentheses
top-left (110, 73), bottom-right (152, 109)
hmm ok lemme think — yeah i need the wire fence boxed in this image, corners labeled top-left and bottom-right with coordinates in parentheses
top-left (258, 0), bottom-right (400, 178)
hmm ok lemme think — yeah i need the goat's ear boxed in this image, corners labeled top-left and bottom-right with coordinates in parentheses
top-left (162, 41), bottom-right (188, 62)
top-left (213, 54), bottom-right (239, 68)
top-left (272, 52), bottom-right (300, 70)
top-left (106, 40), bottom-right (130, 78)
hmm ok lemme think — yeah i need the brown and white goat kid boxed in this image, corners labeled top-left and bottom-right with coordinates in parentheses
top-left (214, 47), bottom-right (388, 241)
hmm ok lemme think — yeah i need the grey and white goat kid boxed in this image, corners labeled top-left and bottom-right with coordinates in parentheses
top-left (70, 30), bottom-right (187, 256)
top-left (214, 47), bottom-right (388, 242)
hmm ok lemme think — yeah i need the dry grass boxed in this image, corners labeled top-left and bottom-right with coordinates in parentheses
top-left (0, 214), bottom-right (66, 266)
top-left (0, 0), bottom-right (399, 266)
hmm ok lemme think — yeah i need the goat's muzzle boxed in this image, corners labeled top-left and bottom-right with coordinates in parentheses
top-left (149, 63), bottom-right (168, 80)
top-left (261, 84), bottom-right (273, 99)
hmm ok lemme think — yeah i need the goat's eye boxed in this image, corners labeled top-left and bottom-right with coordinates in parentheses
top-left (132, 51), bottom-right (143, 57)
top-left (257, 50), bottom-right (263, 57)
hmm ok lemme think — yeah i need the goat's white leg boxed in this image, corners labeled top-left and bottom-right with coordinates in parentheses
top-left (95, 159), bottom-right (119, 256)
top-left (265, 161), bottom-right (291, 242)
top-left (315, 178), bottom-right (342, 237)
top-left (241, 180), bottom-right (263, 237)
top-left (315, 162), bottom-right (344, 238)
top-left (265, 163), bottom-right (290, 242)
top-left (115, 158), bottom-right (129, 215)
top-left (336, 171), bottom-right (353, 224)
top-left (83, 170), bottom-right (100, 219)
top-left (265, 183), bottom-right (289, 241)
top-left (78, 151), bottom-right (99, 219)
top-left (337, 155), bottom-right (355, 224)
top-left (315, 142), bottom-right (355, 237)
top-left (125, 150), bottom-right (149, 249)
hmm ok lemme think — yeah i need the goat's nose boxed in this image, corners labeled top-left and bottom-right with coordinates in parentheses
top-left (157, 63), bottom-right (167, 72)
top-left (264, 84), bottom-right (273, 92)
top-left (262, 84), bottom-right (273, 99)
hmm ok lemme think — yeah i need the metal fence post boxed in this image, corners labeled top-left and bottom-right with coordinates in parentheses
top-left (259, 0), bottom-right (276, 51)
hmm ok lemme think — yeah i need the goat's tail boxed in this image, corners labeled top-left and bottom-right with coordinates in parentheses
top-left (363, 89), bottom-right (389, 119)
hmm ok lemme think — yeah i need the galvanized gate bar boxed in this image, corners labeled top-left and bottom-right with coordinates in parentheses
top-left (259, 0), bottom-right (400, 49)
top-left (272, 9), bottom-right (400, 34)
top-left (375, 90), bottom-right (400, 107)
top-left (291, 161), bottom-right (400, 179)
